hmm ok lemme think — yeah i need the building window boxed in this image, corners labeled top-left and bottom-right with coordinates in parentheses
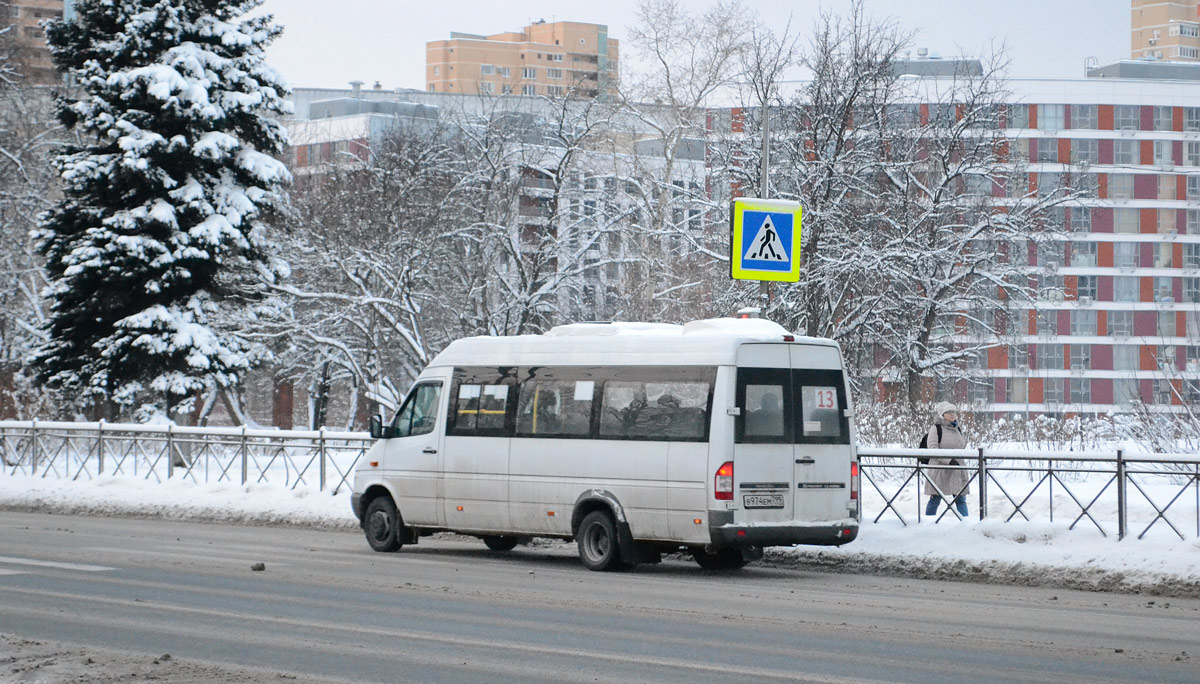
top-left (1109, 174), bottom-right (1134, 200)
top-left (1070, 344), bottom-right (1091, 370)
top-left (1071, 105), bottom-right (1098, 130)
top-left (1037, 343), bottom-right (1064, 369)
top-left (1072, 241), bottom-right (1097, 266)
top-left (1071, 138), bottom-right (1097, 164)
top-left (1178, 47), bottom-right (1200, 59)
top-left (1067, 378), bottom-right (1091, 404)
top-left (1072, 309), bottom-right (1098, 335)
top-left (1114, 208), bottom-right (1138, 233)
top-left (549, 54), bottom-right (564, 62)
top-left (481, 64), bottom-right (495, 75)
top-left (478, 81), bottom-right (495, 93)
top-left (1077, 275), bottom-right (1099, 299)
top-left (1114, 344), bottom-right (1139, 370)
top-left (1154, 141), bottom-right (1173, 166)
top-left (1039, 171), bottom-right (1061, 198)
top-left (1188, 143), bottom-right (1200, 167)
top-left (1010, 345), bottom-right (1030, 369)
top-left (1187, 107), bottom-right (1200, 132)
top-left (1154, 106), bottom-right (1174, 131)
top-left (523, 67), bottom-right (537, 79)
top-left (1160, 311), bottom-right (1178, 337)
top-left (1071, 207), bottom-right (1092, 232)
top-left (546, 85), bottom-right (564, 97)
top-left (1184, 244), bottom-right (1200, 269)
top-left (1114, 378), bottom-right (1140, 403)
top-left (1156, 276), bottom-right (1173, 300)
top-left (1189, 176), bottom-right (1200, 200)
top-left (1110, 310), bottom-right (1134, 336)
top-left (522, 84), bottom-right (536, 95)
top-left (1113, 140), bottom-right (1137, 165)
top-left (1187, 277), bottom-right (1200, 303)
top-left (1115, 241), bottom-right (1138, 267)
top-left (1036, 139), bottom-right (1059, 163)
top-left (1007, 104), bottom-right (1030, 129)
top-left (1043, 378), bottom-right (1065, 404)
top-left (1114, 275), bottom-right (1139, 302)
top-left (1114, 105), bottom-right (1140, 130)
top-left (1036, 310), bottom-right (1057, 336)
top-left (547, 68), bottom-right (563, 80)
top-left (1039, 104), bottom-right (1065, 130)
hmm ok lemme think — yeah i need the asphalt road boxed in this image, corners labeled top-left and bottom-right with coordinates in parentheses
top-left (0, 511), bottom-right (1197, 684)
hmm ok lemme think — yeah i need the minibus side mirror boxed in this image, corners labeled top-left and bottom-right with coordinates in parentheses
top-left (369, 414), bottom-right (385, 439)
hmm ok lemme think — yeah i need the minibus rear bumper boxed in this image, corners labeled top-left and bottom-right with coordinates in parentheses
top-left (708, 512), bottom-right (859, 547)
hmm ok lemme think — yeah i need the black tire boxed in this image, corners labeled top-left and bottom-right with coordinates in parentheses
top-left (691, 548), bottom-right (747, 570)
top-left (363, 496), bottom-right (403, 552)
top-left (576, 510), bottom-right (627, 571)
top-left (482, 535), bottom-right (520, 551)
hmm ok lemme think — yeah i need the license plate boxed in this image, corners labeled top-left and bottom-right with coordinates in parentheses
top-left (743, 494), bottom-right (784, 509)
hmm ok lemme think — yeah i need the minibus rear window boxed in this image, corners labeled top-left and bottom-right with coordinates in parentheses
top-left (736, 368), bottom-right (850, 445)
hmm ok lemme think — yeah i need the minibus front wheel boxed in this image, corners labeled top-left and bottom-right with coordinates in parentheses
top-left (363, 496), bottom-right (404, 553)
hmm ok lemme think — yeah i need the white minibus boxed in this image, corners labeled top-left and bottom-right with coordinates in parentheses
top-left (351, 317), bottom-right (861, 571)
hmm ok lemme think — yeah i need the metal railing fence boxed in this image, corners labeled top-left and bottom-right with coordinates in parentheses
top-left (0, 420), bottom-right (371, 495)
top-left (858, 447), bottom-right (1200, 540)
top-left (3, 421), bottom-right (1198, 540)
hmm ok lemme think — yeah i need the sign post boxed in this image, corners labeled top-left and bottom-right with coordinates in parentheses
top-left (730, 197), bottom-right (803, 284)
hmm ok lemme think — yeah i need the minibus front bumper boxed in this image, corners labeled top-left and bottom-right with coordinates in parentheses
top-left (708, 511), bottom-right (859, 547)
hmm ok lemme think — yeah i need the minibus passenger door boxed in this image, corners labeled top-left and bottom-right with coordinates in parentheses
top-left (382, 381), bottom-right (445, 527)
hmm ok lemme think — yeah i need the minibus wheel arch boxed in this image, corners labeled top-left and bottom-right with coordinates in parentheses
top-left (572, 491), bottom-right (652, 566)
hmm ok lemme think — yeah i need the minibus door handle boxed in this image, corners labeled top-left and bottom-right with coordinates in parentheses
top-left (423, 447), bottom-right (438, 454)
top-left (795, 457), bottom-right (815, 465)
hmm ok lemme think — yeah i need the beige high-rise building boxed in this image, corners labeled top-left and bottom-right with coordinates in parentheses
top-left (1132, 0), bottom-right (1200, 61)
top-left (426, 20), bottom-right (618, 99)
top-left (0, 0), bottom-right (70, 84)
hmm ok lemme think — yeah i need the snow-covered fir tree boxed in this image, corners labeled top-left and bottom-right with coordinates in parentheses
top-left (35, 0), bottom-right (291, 415)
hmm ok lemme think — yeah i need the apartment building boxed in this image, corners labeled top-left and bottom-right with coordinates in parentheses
top-left (1132, 0), bottom-right (1200, 62)
top-left (708, 59), bottom-right (1200, 419)
top-left (426, 20), bottom-right (618, 99)
top-left (0, 0), bottom-right (70, 84)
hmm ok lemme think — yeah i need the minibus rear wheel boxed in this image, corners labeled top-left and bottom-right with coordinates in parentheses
top-left (363, 496), bottom-right (403, 552)
top-left (577, 510), bottom-right (627, 571)
top-left (690, 548), bottom-right (746, 570)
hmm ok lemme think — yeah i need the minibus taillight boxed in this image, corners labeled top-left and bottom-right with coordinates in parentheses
top-left (715, 462), bottom-right (734, 500)
top-left (850, 461), bottom-right (860, 500)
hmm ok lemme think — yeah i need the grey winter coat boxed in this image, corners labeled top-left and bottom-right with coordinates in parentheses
top-left (922, 417), bottom-right (970, 497)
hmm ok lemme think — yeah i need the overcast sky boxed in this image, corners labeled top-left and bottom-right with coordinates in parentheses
top-left (258, 0), bottom-right (1130, 90)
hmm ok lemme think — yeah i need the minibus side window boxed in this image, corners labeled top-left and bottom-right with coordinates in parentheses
top-left (392, 383), bottom-right (442, 438)
top-left (447, 366), bottom-right (519, 436)
top-left (516, 379), bottom-right (594, 437)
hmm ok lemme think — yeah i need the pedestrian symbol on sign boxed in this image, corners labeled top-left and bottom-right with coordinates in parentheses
top-left (743, 214), bottom-right (787, 262)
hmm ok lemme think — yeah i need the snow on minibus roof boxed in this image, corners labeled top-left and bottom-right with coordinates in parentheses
top-left (426, 318), bottom-right (840, 369)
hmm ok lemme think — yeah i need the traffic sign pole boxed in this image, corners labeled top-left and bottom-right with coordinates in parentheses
top-left (760, 105), bottom-right (771, 307)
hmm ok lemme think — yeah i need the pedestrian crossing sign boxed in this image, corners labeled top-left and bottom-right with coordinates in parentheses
top-left (730, 198), bottom-right (802, 282)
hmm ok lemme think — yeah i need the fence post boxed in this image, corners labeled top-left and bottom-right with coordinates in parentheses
top-left (1116, 449), bottom-right (1126, 540)
top-left (166, 423), bottom-right (174, 480)
top-left (97, 419), bottom-right (105, 475)
top-left (978, 447), bottom-right (987, 521)
top-left (31, 418), bottom-right (38, 476)
top-left (240, 425), bottom-right (248, 486)
top-left (319, 427), bottom-right (327, 492)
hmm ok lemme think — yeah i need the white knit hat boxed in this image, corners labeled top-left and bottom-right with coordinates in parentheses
top-left (934, 401), bottom-right (957, 418)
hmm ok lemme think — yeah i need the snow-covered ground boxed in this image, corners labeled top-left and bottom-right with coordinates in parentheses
top-left (1, 472), bottom-right (1197, 596)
